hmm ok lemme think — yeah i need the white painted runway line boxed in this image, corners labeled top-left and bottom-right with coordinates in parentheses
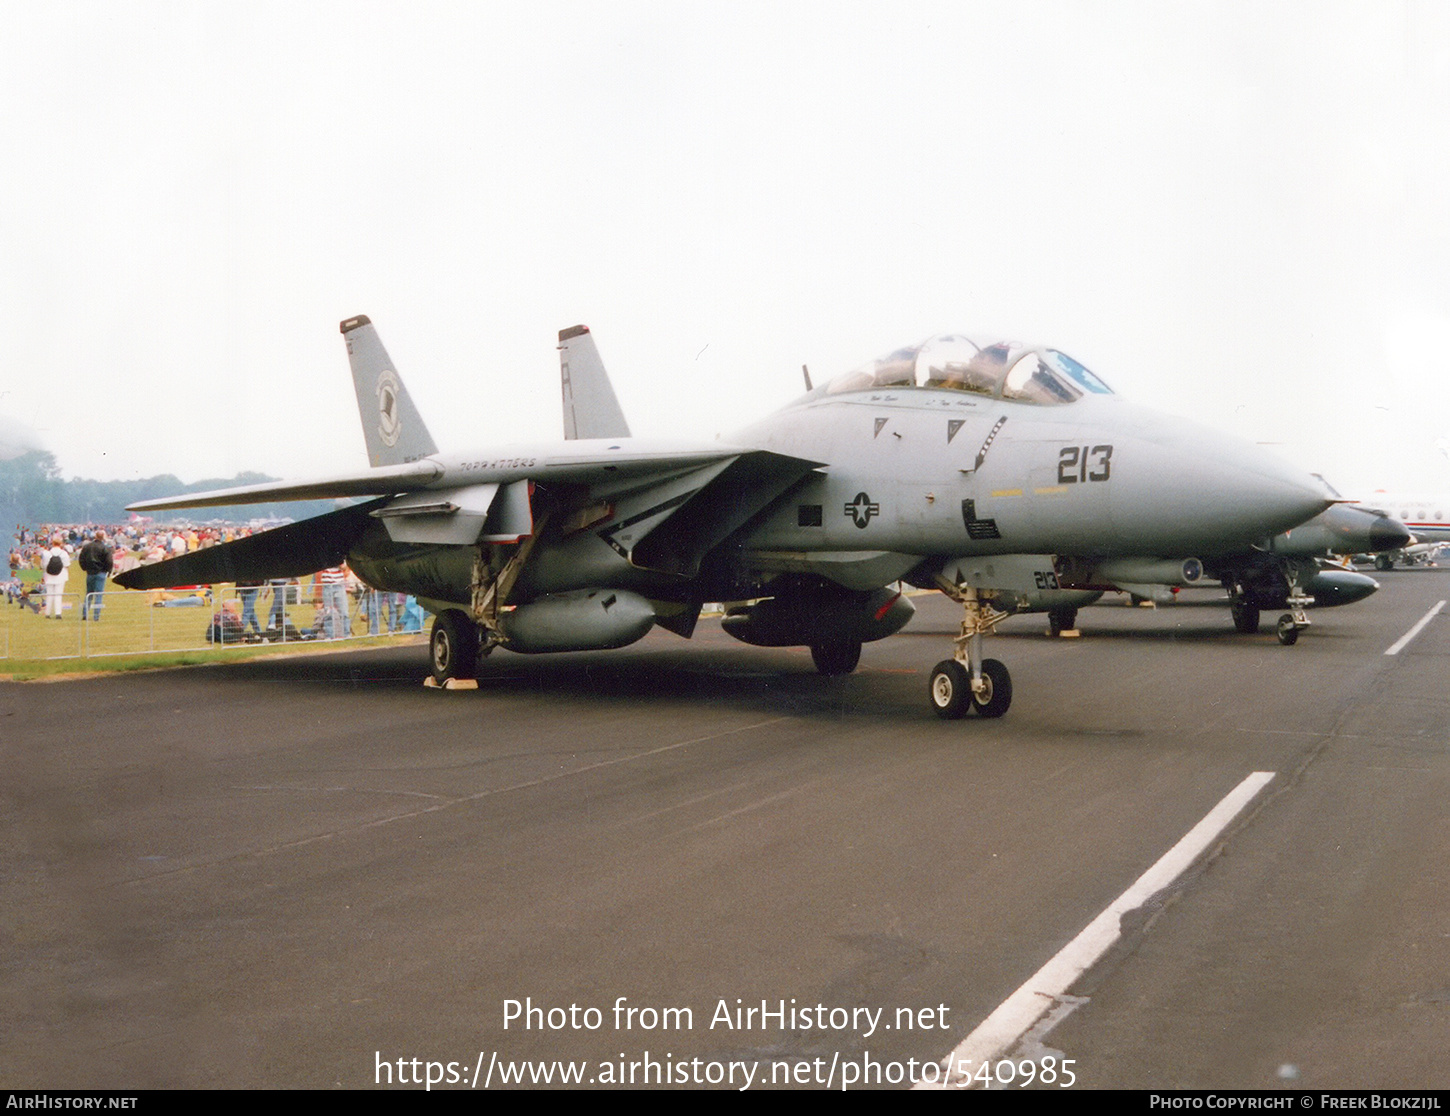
top-left (1384, 600), bottom-right (1445, 656)
top-left (918, 770), bottom-right (1276, 1090)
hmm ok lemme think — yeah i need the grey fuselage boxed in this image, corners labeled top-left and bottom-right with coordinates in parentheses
top-left (346, 385), bottom-right (1330, 611)
top-left (734, 388), bottom-right (1326, 561)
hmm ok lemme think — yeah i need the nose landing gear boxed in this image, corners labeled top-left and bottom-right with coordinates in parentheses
top-left (930, 580), bottom-right (1013, 719)
top-left (1276, 583), bottom-right (1312, 646)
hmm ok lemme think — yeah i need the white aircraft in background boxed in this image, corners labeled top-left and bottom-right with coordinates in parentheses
top-left (1354, 490), bottom-right (1450, 569)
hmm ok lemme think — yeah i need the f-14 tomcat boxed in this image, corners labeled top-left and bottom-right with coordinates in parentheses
top-left (118, 319), bottom-right (1333, 719)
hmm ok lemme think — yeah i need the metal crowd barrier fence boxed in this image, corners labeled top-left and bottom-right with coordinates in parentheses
top-left (0, 581), bottom-right (427, 660)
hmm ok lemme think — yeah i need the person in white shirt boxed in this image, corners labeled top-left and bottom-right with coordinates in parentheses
top-left (40, 535), bottom-right (70, 619)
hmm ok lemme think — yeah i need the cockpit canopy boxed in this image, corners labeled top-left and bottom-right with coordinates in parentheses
top-left (822, 334), bottom-right (1113, 405)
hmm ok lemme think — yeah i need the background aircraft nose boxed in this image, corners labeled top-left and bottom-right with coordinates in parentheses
top-left (1369, 516), bottom-right (1413, 552)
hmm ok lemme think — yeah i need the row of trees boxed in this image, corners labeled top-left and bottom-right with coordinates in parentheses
top-left (1, 451), bottom-right (336, 528)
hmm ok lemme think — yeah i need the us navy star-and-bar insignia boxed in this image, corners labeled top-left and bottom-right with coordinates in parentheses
top-left (844, 492), bottom-right (881, 529)
top-left (947, 419), bottom-right (964, 443)
top-left (874, 418), bottom-right (888, 438)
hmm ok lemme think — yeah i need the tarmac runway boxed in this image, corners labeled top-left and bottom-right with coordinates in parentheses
top-left (3, 571), bottom-right (1448, 1090)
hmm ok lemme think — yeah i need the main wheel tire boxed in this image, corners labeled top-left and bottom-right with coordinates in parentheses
top-left (1276, 613), bottom-right (1300, 646)
top-left (430, 610), bottom-right (479, 684)
top-left (928, 660), bottom-right (971, 719)
top-left (1230, 599), bottom-right (1261, 635)
top-left (1047, 607), bottom-right (1077, 636)
top-left (1374, 554), bottom-right (1393, 571)
top-left (811, 640), bottom-right (862, 676)
top-left (971, 658), bottom-right (1013, 718)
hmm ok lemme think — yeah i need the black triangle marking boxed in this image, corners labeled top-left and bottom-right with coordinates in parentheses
top-left (947, 419), bottom-right (964, 443)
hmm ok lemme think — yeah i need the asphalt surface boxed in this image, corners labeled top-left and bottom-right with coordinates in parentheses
top-left (3, 572), bottom-right (1448, 1090)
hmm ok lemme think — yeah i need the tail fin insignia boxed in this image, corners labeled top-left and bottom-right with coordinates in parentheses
top-left (376, 369), bottom-right (402, 447)
top-left (341, 316), bottom-right (439, 466)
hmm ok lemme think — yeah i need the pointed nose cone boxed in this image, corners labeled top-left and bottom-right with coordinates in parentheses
top-left (1104, 404), bottom-right (1333, 556)
top-left (1368, 516), bottom-right (1413, 553)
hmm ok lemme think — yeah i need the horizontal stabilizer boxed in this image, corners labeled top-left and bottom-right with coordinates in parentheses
top-left (126, 460), bottom-right (444, 512)
top-left (114, 500), bottom-right (386, 590)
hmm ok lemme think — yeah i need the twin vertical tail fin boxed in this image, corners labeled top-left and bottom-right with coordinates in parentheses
top-left (559, 325), bottom-right (631, 440)
top-left (340, 315), bottom-right (440, 467)
top-left (341, 316), bottom-right (630, 460)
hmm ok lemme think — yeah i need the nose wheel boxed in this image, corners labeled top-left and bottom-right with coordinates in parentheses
top-left (1276, 576), bottom-right (1313, 646)
top-left (929, 660), bottom-right (971, 718)
top-left (930, 579), bottom-right (1014, 720)
top-left (929, 658), bottom-right (1012, 719)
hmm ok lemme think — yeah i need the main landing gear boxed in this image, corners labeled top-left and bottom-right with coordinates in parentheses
top-left (1047, 606), bottom-right (1078, 637)
top-left (929, 581), bottom-right (1013, 719)
top-left (811, 640), bottom-right (862, 676)
top-left (1228, 581), bottom-right (1261, 635)
top-left (430, 526), bottom-right (550, 689)
top-left (429, 609), bottom-right (480, 686)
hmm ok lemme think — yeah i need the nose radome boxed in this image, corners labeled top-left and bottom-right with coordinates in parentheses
top-left (1174, 426), bottom-right (1333, 537)
top-left (1369, 516), bottom-right (1412, 552)
top-left (1104, 404), bottom-right (1334, 550)
top-left (1233, 458), bottom-right (1337, 538)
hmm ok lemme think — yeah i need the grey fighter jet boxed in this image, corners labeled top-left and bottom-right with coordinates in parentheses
top-left (117, 322), bottom-right (1332, 719)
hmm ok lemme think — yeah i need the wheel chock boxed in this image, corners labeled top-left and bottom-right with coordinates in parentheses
top-left (424, 677), bottom-right (478, 690)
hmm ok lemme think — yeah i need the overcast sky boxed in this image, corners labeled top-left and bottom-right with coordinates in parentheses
top-left (2, 1), bottom-right (1447, 498)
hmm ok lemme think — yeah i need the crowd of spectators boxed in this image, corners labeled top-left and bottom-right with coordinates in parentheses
top-left (10, 521), bottom-right (259, 581)
top-left (7, 521), bottom-right (425, 639)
